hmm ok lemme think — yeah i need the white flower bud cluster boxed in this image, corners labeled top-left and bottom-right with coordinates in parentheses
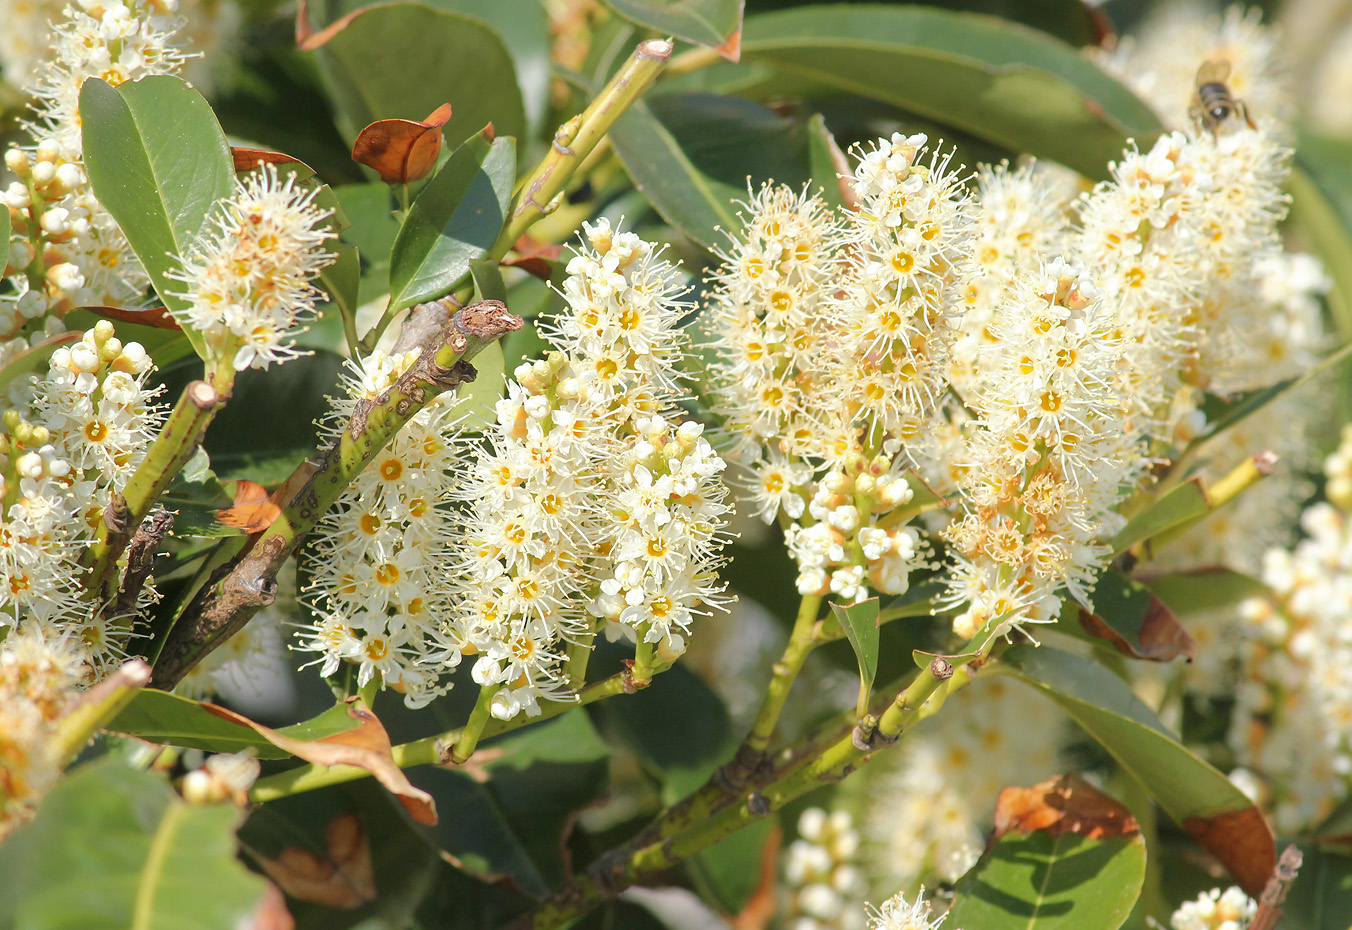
top-left (864, 889), bottom-right (948, 930)
top-left (1227, 426), bottom-right (1352, 832)
top-left (863, 677), bottom-right (1063, 889)
top-left (1169, 885), bottom-right (1256, 930)
top-left (782, 807), bottom-right (866, 930)
top-left (445, 219), bottom-right (731, 721)
top-left (2, 322), bottom-right (163, 673)
top-left (1, 0), bottom-right (192, 342)
top-left (0, 628), bottom-right (82, 839)
top-left (301, 348), bottom-right (466, 709)
top-left (168, 164), bottom-right (335, 372)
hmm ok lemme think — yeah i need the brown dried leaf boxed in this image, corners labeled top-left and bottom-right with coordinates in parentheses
top-left (715, 28), bottom-right (742, 62)
top-left (1079, 592), bottom-right (1197, 662)
top-left (232, 147), bottom-right (311, 173)
top-left (204, 699), bottom-right (437, 825)
top-left (78, 305), bottom-right (181, 331)
top-left (295, 0), bottom-right (365, 51)
top-left (1184, 805), bottom-right (1277, 897)
top-left (994, 773), bottom-right (1141, 841)
top-left (500, 234), bottom-right (564, 281)
top-left (352, 103), bottom-right (452, 185)
top-left (216, 464), bottom-right (318, 533)
top-left (253, 813), bottom-right (376, 908)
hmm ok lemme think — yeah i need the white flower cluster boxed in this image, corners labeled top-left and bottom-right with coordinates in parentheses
top-left (865, 889), bottom-right (948, 930)
top-left (782, 807), bottom-right (866, 930)
top-left (446, 219), bottom-right (731, 720)
top-left (1, 0), bottom-right (191, 342)
top-left (1, 321), bottom-right (163, 672)
top-left (301, 348), bottom-right (466, 708)
top-left (1228, 424), bottom-right (1352, 832)
top-left (0, 628), bottom-right (82, 839)
top-left (707, 20), bottom-right (1314, 636)
top-left (1170, 885), bottom-right (1256, 930)
top-left (169, 164), bottom-right (335, 372)
top-left (863, 677), bottom-right (1063, 888)
top-left (304, 221), bottom-right (731, 717)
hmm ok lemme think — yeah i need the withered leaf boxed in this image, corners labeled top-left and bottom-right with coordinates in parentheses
top-left (205, 698), bottom-right (437, 825)
top-left (232, 147), bottom-right (312, 173)
top-left (1184, 805), bottom-right (1277, 897)
top-left (77, 305), bottom-right (181, 331)
top-left (994, 773), bottom-right (1141, 841)
top-left (1079, 578), bottom-right (1197, 663)
top-left (501, 234), bottom-right (564, 281)
top-left (240, 883), bottom-right (296, 930)
top-left (253, 813), bottom-right (376, 909)
top-left (352, 103), bottom-right (452, 185)
top-left (216, 464), bottom-right (318, 534)
top-left (731, 823), bottom-right (781, 930)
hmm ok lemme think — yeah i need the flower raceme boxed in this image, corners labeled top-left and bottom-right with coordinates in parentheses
top-left (168, 163), bottom-right (336, 372)
top-left (706, 111), bottom-right (1306, 638)
top-left (303, 220), bottom-right (731, 716)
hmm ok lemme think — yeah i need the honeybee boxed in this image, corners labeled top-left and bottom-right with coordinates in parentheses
top-left (1190, 59), bottom-right (1255, 132)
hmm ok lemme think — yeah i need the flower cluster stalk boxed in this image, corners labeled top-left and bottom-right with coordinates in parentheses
top-left (83, 377), bottom-right (226, 602)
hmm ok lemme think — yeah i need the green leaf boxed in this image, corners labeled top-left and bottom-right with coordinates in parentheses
top-left (470, 257), bottom-right (509, 305)
top-left (831, 598), bottom-right (880, 713)
top-left (1284, 843), bottom-right (1352, 930)
top-left (158, 471), bottom-right (242, 539)
top-left (1002, 645), bottom-right (1275, 896)
top-left (0, 196), bottom-right (9, 272)
top-left (1145, 568), bottom-right (1267, 615)
top-left (602, 0), bottom-right (743, 50)
top-left (610, 93), bottom-right (815, 249)
top-left (108, 691), bottom-right (364, 759)
top-left (687, 815), bottom-right (777, 914)
top-left (80, 76), bottom-right (234, 356)
top-left (1111, 479), bottom-right (1210, 555)
top-left (597, 654), bottom-right (734, 801)
top-left (0, 331), bottom-right (80, 394)
top-left (1201, 339), bottom-right (1352, 440)
top-left (806, 112), bottom-right (847, 212)
top-left (308, 3), bottom-right (525, 149)
top-left (334, 182), bottom-right (402, 305)
top-left (0, 757), bottom-right (267, 929)
top-left (1292, 130), bottom-right (1352, 343)
top-left (949, 824), bottom-right (1145, 929)
top-left (414, 711), bottom-right (611, 896)
top-left (726, 5), bottom-right (1161, 178)
top-left (387, 133), bottom-right (515, 313)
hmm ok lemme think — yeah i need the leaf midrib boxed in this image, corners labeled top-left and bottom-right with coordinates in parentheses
top-left (132, 797), bottom-right (186, 930)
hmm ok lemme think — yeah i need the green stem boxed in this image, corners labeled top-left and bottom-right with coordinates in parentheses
top-left (250, 669), bottom-right (639, 802)
top-left (746, 594), bottom-right (822, 754)
top-left (84, 376), bottom-right (229, 602)
top-left (506, 625), bottom-right (1004, 930)
top-left (451, 685), bottom-right (498, 764)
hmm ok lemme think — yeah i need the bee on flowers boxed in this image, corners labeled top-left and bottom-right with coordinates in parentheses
top-left (1191, 59), bottom-right (1256, 132)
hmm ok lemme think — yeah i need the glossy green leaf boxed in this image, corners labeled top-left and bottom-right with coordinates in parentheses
top-left (610, 93), bottom-right (815, 248)
top-left (0, 757), bottom-right (267, 929)
top-left (1002, 645), bottom-right (1275, 895)
top-left (333, 182), bottom-right (401, 304)
top-left (387, 133), bottom-right (515, 313)
top-left (158, 471), bottom-right (243, 539)
top-left (724, 5), bottom-right (1161, 178)
top-left (603, 0), bottom-right (743, 50)
top-left (949, 826), bottom-right (1145, 929)
top-left (831, 598), bottom-right (880, 709)
top-left (1292, 131), bottom-right (1352, 343)
top-left (308, 3), bottom-right (524, 149)
top-left (80, 76), bottom-right (234, 356)
top-left (1111, 479), bottom-right (1210, 555)
top-left (413, 711), bottom-right (611, 896)
top-left (108, 690), bottom-right (364, 759)
top-left (469, 257), bottom-right (509, 305)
